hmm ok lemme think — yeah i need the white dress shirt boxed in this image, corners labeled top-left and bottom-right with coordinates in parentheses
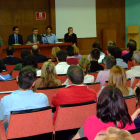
top-left (55, 62), bottom-right (70, 74)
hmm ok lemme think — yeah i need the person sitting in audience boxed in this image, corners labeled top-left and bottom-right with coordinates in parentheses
top-left (90, 48), bottom-right (104, 72)
top-left (87, 42), bottom-right (105, 63)
top-left (2, 46), bottom-right (21, 65)
top-left (0, 37), bottom-right (3, 46)
top-left (31, 45), bottom-right (47, 63)
top-left (13, 49), bottom-right (31, 70)
top-left (73, 45), bottom-right (82, 59)
top-left (55, 50), bottom-right (70, 74)
top-left (122, 41), bottom-right (136, 63)
top-left (96, 56), bottom-right (116, 87)
top-left (63, 58), bottom-right (94, 86)
top-left (97, 65), bottom-right (133, 98)
top-left (106, 44), bottom-right (116, 56)
top-left (0, 60), bottom-right (11, 80)
top-left (0, 66), bottom-right (49, 128)
top-left (111, 47), bottom-right (128, 69)
top-left (66, 45), bottom-right (79, 65)
top-left (35, 61), bottom-right (61, 89)
top-left (52, 65), bottom-right (97, 123)
top-left (72, 85), bottom-right (135, 140)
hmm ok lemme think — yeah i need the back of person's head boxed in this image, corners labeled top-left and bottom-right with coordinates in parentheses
top-left (103, 56), bottom-right (116, 69)
top-left (6, 46), bottom-right (15, 56)
top-left (111, 47), bottom-right (122, 59)
top-left (21, 49), bottom-right (31, 60)
top-left (92, 42), bottom-right (102, 51)
top-left (0, 60), bottom-right (5, 73)
top-left (132, 51), bottom-right (140, 64)
top-left (79, 58), bottom-right (91, 75)
top-left (52, 46), bottom-right (60, 59)
top-left (31, 45), bottom-right (39, 54)
top-left (90, 48), bottom-right (100, 60)
top-left (67, 65), bottom-right (84, 84)
top-left (127, 41), bottom-right (136, 52)
top-left (108, 41), bottom-right (116, 46)
top-left (107, 44), bottom-right (116, 56)
top-left (97, 85), bottom-right (132, 129)
top-left (108, 65), bottom-right (129, 96)
top-left (22, 55), bottom-right (38, 68)
top-left (130, 39), bottom-right (137, 48)
top-left (56, 50), bottom-right (67, 62)
top-left (18, 66), bottom-right (36, 90)
top-left (73, 45), bottom-right (79, 55)
top-left (66, 45), bottom-right (74, 56)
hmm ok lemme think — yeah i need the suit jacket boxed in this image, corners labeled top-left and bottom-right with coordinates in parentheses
top-left (33, 54), bottom-right (47, 63)
top-left (8, 34), bottom-right (23, 45)
top-left (64, 33), bottom-right (77, 45)
top-left (26, 34), bottom-right (42, 43)
top-left (122, 51), bottom-right (133, 63)
top-left (3, 56), bottom-right (21, 65)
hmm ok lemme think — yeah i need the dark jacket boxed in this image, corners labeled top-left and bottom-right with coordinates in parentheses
top-left (3, 56), bottom-right (21, 65)
top-left (26, 34), bottom-right (42, 43)
top-left (90, 61), bottom-right (104, 72)
top-left (8, 34), bottom-right (23, 45)
top-left (33, 54), bottom-right (47, 63)
top-left (122, 51), bottom-right (133, 63)
top-left (64, 33), bottom-right (77, 45)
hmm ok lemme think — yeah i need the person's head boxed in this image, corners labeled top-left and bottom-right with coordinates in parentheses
top-left (103, 56), bottom-right (116, 69)
top-left (73, 45), bottom-right (79, 55)
top-left (127, 41), bottom-right (136, 52)
top-left (79, 58), bottom-right (91, 75)
top-left (90, 48), bottom-right (100, 61)
top-left (13, 26), bottom-right (19, 35)
top-left (46, 25), bottom-right (52, 34)
top-left (21, 49), bottom-right (31, 60)
top-left (6, 46), bottom-right (15, 56)
top-left (31, 45), bottom-right (39, 54)
top-left (97, 85), bottom-right (132, 129)
top-left (92, 42), bottom-right (102, 51)
top-left (56, 50), bottom-right (67, 62)
top-left (132, 51), bottom-right (140, 66)
top-left (107, 44), bottom-right (116, 56)
top-left (66, 45), bottom-right (74, 56)
top-left (108, 65), bottom-right (129, 96)
top-left (130, 39), bottom-right (137, 48)
top-left (68, 27), bottom-right (73, 33)
top-left (22, 55), bottom-right (38, 69)
top-left (67, 65), bottom-right (84, 85)
top-left (18, 66), bottom-right (36, 90)
top-left (108, 41), bottom-right (116, 46)
top-left (52, 46), bottom-right (60, 59)
top-left (32, 28), bottom-right (38, 36)
top-left (135, 86), bottom-right (140, 108)
top-left (111, 47), bottom-right (122, 59)
top-left (0, 60), bottom-right (5, 73)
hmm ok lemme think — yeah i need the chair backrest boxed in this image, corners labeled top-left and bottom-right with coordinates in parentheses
top-left (36, 85), bottom-right (66, 107)
top-left (124, 95), bottom-right (136, 115)
top-left (85, 82), bottom-right (101, 93)
top-left (11, 70), bottom-right (20, 78)
top-left (129, 127), bottom-right (140, 140)
top-left (132, 77), bottom-right (140, 89)
top-left (38, 63), bottom-right (43, 68)
top-left (53, 62), bottom-right (58, 65)
top-left (1, 71), bottom-right (8, 75)
top-left (127, 61), bottom-right (132, 70)
top-left (6, 65), bottom-right (16, 74)
top-left (0, 91), bottom-right (11, 100)
top-left (0, 79), bottom-right (18, 92)
top-left (88, 72), bottom-right (99, 81)
top-left (57, 74), bottom-right (67, 83)
top-left (7, 106), bottom-right (53, 140)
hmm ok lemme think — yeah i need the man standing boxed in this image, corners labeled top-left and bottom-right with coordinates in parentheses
top-left (64, 27), bottom-right (77, 46)
top-left (26, 28), bottom-right (42, 44)
top-left (8, 26), bottom-right (23, 45)
top-left (42, 26), bottom-right (58, 44)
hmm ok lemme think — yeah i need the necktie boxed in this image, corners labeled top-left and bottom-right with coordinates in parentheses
top-left (34, 36), bottom-right (36, 43)
top-left (15, 35), bottom-right (18, 44)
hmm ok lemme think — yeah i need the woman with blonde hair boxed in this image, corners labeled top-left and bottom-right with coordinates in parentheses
top-left (51, 46), bottom-right (60, 62)
top-left (63, 58), bottom-right (94, 86)
top-left (97, 65), bottom-right (133, 98)
top-left (35, 61), bottom-right (61, 88)
top-left (73, 45), bottom-right (82, 59)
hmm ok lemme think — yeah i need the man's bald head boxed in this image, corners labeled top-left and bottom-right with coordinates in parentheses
top-left (31, 45), bottom-right (39, 54)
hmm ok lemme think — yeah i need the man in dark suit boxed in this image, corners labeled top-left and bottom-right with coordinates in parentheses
top-left (26, 28), bottom-right (42, 44)
top-left (31, 45), bottom-right (47, 63)
top-left (2, 46), bottom-right (21, 65)
top-left (8, 26), bottom-right (23, 45)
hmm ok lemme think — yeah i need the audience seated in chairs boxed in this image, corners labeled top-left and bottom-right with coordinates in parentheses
top-left (13, 49), bottom-right (31, 70)
top-left (96, 56), bottom-right (116, 87)
top-left (0, 60), bottom-right (11, 80)
top-left (2, 46), bottom-right (21, 65)
top-left (63, 58), bottom-right (94, 86)
top-left (72, 85), bottom-right (135, 140)
top-left (97, 65), bottom-right (134, 98)
top-left (104, 40), bottom-right (116, 55)
top-left (52, 65), bottom-right (97, 124)
top-left (73, 45), bottom-right (82, 59)
top-left (66, 45), bottom-right (80, 65)
top-left (35, 61), bottom-right (61, 89)
top-left (55, 50), bottom-right (70, 74)
top-left (89, 48), bottom-right (104, 72)
top-left (106, 44), bottom-right (116, 56)
top-left (0, 66), bottom-right (49, 129)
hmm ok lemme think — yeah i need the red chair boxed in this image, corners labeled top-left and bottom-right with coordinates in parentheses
top-left (54, 101), bottom-right (97, 140)
top-left (57, 74), bottom-right (67, 83)
top-left (11, 70), bottom-right (20, 78)
top-left (129, 128), bottom-right (140, 140)
top-left (1, 71), bottom-right (8, 75)
top-left (53, 62), bottom-right (58, 65)
top-left (6, 65), bottom-right (16, 74)
top-left (38, 63), bottom-right (44, 68)
top-left (132, 77), bottom-right (140, 89)
top-left (88, 72), bottom-right (99, 81)
top-left (128, 61), bottom-right (133, 70)
top-left (0, 92), bottom-right (11, 100)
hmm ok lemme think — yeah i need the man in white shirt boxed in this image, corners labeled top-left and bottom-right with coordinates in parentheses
top-left (55, 50), bottom-right (70, 74)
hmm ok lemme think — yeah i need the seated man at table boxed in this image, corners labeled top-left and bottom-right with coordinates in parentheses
top-left (0, 66), bottom-right (49, 128)
top-left (42, 26), bottom-right (58, 44)
top-left (2, 46), bottom-right (21, 65)
top-left (31, 45), bottom-right (47, 63)
top-left (8, 26), bottom-right (23, 45)
top-left (26, 28), bottom-right (42, 44)
top-left (52, 65), bottom-right (97, 123)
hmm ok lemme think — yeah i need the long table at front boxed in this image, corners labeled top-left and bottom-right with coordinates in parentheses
top-left (0, 42), bottom-right (73, 59)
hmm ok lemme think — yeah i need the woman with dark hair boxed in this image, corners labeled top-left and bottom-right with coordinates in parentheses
top-left (72, 85), bottom-right (135, 140)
